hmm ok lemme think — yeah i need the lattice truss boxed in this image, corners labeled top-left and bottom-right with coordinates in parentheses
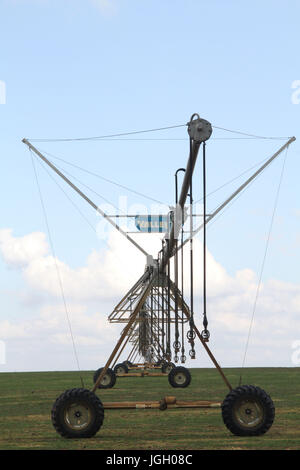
top-left (108, 271), bottom-right (192, 362)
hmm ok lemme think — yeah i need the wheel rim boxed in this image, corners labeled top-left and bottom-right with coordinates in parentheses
top-left (165, 365), bottom-right (173, 374)
top-left (174, 372), bottom-right (187, 385)
top-left (100, 373), bottom-right (111, 386)
top-left (64, 402), bottom-right (92, 431)
top-left (233, 398), bottom-right (264, 428)
top-left (116, 366), bottom-right (125, 374)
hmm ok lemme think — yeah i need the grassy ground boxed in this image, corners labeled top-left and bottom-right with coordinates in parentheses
top-left (0, 367), bottom-right (299, 450)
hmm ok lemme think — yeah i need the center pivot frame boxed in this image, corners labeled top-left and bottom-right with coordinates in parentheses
top-left (23, 114), bottom-right (292, 439)
top-left (90, 114), bottom-right (219, 392)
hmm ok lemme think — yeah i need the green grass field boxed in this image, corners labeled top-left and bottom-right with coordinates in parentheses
top-left (0, 367), bottom-right (299, 450)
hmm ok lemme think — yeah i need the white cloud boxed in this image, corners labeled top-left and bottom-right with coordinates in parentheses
top-left (21, 228), bottom-right (159, 301)
top-left (0, 319), bottom-right (30, 339)
top-left (0, 229), bottom-right (48, 268)
top-left (0, 228), bottom-right (300, 371)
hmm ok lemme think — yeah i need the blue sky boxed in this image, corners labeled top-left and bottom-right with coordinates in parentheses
top-left (0, 0), bottom-right (299, 371)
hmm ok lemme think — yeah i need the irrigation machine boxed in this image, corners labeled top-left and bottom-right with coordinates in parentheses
top-left (23, 113), bottom-right (296, 438)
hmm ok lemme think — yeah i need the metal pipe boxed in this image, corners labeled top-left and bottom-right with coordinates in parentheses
top-left (202, 142), bottom-right (208, 335)
top-left (160, 140), bottom-right (201, 272)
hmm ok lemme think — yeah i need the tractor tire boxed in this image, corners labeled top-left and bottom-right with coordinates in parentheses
top-left (93, 367), bottom-right (116, 389)
top-left (123, 360), bottom-right (133, 368)
top-left (168, 366), bottom-right (191, 388)
top-left (221, 385), bottom-right (275, 436)
top-left (51, 388), bottom-right (104, 438)
top-left (161, 362), bottom-right (175, 374)
top-left (114, 363), bottom-right (129, 374)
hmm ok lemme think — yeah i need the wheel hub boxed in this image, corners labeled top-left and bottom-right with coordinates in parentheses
top-left (101, 374), bottom-right (110, 385)
top-left (175, 373), bottom-right (186, 385)
top-left (64, 403), bottom-right (91, 430)
top-left (234, 399), bottom-right (264, 428)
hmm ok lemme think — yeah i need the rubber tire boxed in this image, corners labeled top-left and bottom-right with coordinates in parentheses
top-left (114, 363), bottom-right (129, 374)
top-left (168, 366), bottom-right (191, 388)
top-left (93, 367), bottom-right (116, 389)
top-left (51, 388), bottom-right (104, 438)
top-left (123, 360), bottom-right (133, 368)
top-left (161, 362), bottom-right (175, 374)
top-left (221, 385), bottom-right (275, 436)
